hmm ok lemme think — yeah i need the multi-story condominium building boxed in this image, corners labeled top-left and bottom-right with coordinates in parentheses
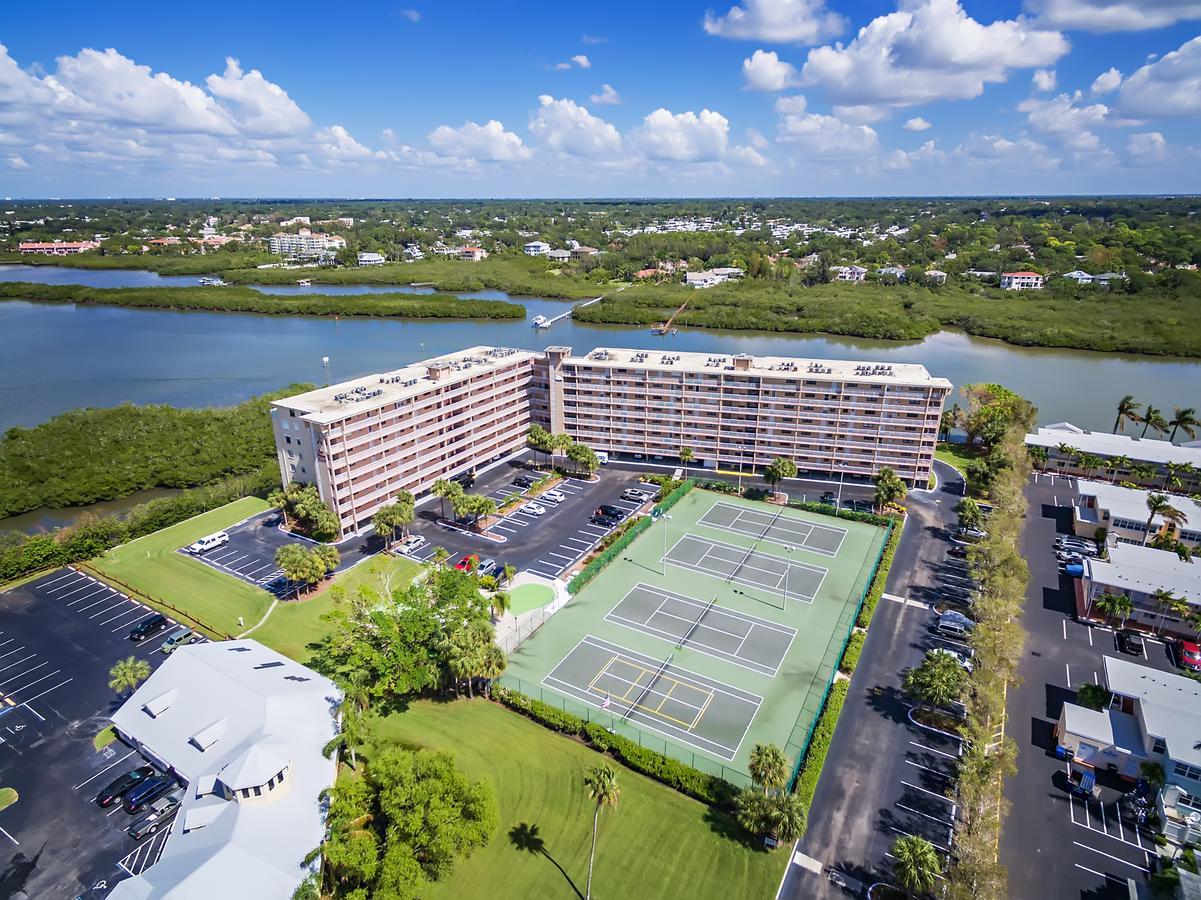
top-left (272, 345), bottom-right (951, 537)
top-left (268, 228), bottom-right (346, 257)
top-left (1000, 271), bottom-right (1044, 290)
top-left (1026, 422), bottom-right (1201, 492)
top-left (1073, 480), bottom-right (1201, 548)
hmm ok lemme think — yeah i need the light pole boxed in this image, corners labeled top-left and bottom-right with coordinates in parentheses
top-left (783, 544), bottom-right (796, 609)
top-left (836, 465), bottom-right (846, 509)
top-left (661, 514), bottom-right (673, 576)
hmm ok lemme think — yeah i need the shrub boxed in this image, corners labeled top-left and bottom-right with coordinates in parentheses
top-left (495, 687), bottom-right (586, 734)
top-left (839, 630), bottom-right (865, 675)
top-left (567, 515), bottom-right (652, 593)
top-left (696, 479), bottom-right (738, 495)
top-left (794, 679), bottom-right (849, 806)
top-left (856, 521), bottom-right (901, 629)
top-left (653, 478), bottom-right (695, 514)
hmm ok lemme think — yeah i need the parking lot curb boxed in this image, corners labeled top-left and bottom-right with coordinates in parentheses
top-left (907, 706), bottom-right (965, 743)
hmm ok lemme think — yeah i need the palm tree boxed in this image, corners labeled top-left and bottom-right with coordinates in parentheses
top-left (1106, 454), bottom-right (1131, 483)
top-left (1169, 407), bottom-right (1199, 443)
top-left (1028, 445), bottom-right (1049, 472)
top-left (874, 467), bottom-right (907, 511)
top-left (1144, 493), bottom-right (1187, 545)
top-left (748, 743), bottom-right (789, 797)
top-left (680, 446), bottom-right (695, 479)
top-left (891, 834), bottom-right (941, 897)
top-left (1093, 592), bottom-right (1133, 627)
top-left (938, 404), bottom-right (961, 442)
top-left (109, 656), bottom-right (151, 695)
top-left (1150, 587), bottom-right (1179, 636)
top-left (268, 486), bottom-right (291, 529)
top-left (501, 563), bottom-right (516, 587)
top-left (766, 792), bottom-right (807, 845)
top-left (1076, 453), bottom-right (1105, 480)
top-left (1130, 462), bottom-right (1157, 486)
top-left (584, 765), bottom-right (621, 900)
top-left (479, 643), bottom-right (507, 697)
top-left (430, 546), bottom-right (449, 569)
top-left (490, 590), bottom-right (512, 623)
top-left (431, 478), bottom-right (463, 522)
top-left (1113, 395), bottom-right (1141, 434)
top-left (763, 457), bottom-right (797, 492)
top-left (1140, 405), bottom-right (1168, 439)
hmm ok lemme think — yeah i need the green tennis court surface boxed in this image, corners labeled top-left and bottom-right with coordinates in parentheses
top-left (503, 488), bottom-right (888, 783)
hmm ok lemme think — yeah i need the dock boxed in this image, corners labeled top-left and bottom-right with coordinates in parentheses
top-left (535, 295), bottom-right (604, 328)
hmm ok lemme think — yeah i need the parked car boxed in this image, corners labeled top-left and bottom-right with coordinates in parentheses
top-left (621, 489), bottom-right (650, 503)
top-left (1180, 641), bottom-right (1201, 672)
top-left (596, 451), bottom-right (609, 464)
top-left (523, 502), bottom-right (547, 517)
top-left (95, 766), bottom-right (156, 807)
top-left (129, 614), bottom-right (170, 642)
top-left (596, 505), bottom-right (626, 520)
top-left (1117, 629), bottom-right (1146, 656)
top-left (591, 514), bottom-right (621, 528)
top-left (477, 558), bottom-right (498, 577)
top-left (929, 647), bottom-right (973, 672)
top-left (123, 775), bottom-right (176, 815)
top-left (956, 527), bottom-right (988, 540)
top-left (541, 489), bottom-right (567, 504)
top-left (512, 474), bottom-right (538, 489)
top-left (451, 471), bottom-right (475, 488)
top-left (947, 545), bottom-right (969, 559)
top-left (160, 627), bottom-right (201, 655)
top-left (820, 492), bottom-right (836, 505)
top-left (126, 790), bottom-right (183, 840)
top-left (454, 554), bottom-right (479, 572)
top-left (263, 575), bottom-right (294, 595)
top-left (936, 610), bottom-right (975, 639)
top-left (399, 534), bottom-right (428, 555)
top-left (186, 531), bottom-right (229, 554)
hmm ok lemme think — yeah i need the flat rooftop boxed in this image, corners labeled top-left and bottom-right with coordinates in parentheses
top-left (1086, 541), bottom-right (1201, 602)
top-left (273, 346), bottom-right (538, 423)
top-left (1027, 423), bottom-right (1201, 467)
top-left (1076, 480), bottom-right (1201, 532)
top-left (566, 347), bottom-right (951, 389)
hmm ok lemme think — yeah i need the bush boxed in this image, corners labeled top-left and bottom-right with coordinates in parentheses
top-left (794, 679), bottom-right (849, 807)
top-left (787, 499), bottom-right (892, 528)
top-left (696, 479), bottom-right (738, 495)
top-left (653, 478), bottom-right (695, 514)
top-left (495, 688), bottom-right (586, 734)
top-left (839, 630), bottom-right (865, 675)
top-left (568, 516), bottom-right (652, 593)
top-left (856, 521), bottom-right (901, 629)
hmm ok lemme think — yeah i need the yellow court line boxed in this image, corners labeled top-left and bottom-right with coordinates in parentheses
top-left (653, 679), bottom-right (677, 713)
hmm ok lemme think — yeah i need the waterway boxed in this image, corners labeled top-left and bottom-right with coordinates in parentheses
top-left (1, 265), bottom-right (1198, 440)
top-left (0, 487), bottom-right (183, 534)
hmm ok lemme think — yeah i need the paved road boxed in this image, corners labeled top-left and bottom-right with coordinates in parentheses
top-left (777, 460), bottom-right (967, 899)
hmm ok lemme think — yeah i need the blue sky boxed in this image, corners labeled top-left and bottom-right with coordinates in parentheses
top-left (1, 0), bottom-right (1199, 197)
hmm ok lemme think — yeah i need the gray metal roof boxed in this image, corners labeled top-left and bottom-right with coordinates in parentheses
top-left (1104, 654), bottom-right (1201, 768)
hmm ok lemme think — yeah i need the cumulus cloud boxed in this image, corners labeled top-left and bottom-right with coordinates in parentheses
top-left (883, 139), bottom-right (946, 170)
top-left (632, 108), bottom-right (730, 162)
top-left (205, 57), bottom-right (310, 136)
top-left (1033, 68), bottom-right (1057, 92)
top-left (956, 131), bottom-right (1060, 169)
top-left (427, 119), bottom-right (532, 161)
top-left (730, 144), bottom-right (770, 167)
top-left (777, 110), bottom-right (880, 158)
top-left (1018, 91), bottom-right (1112, 152)
top-left (904, 116), bottom-right (932, 131)
top-left (742, 49), bottom-right (802, 90)
top-left (1117, 36), bottom-right (1201, 118)
top-left (590, 83), bottom-right (621, 105)
top-left (833, 104), bottom-right (887, 123)
top-left (315, 125), bottom-right (377, 159)
top-left (1127, 131), bottom-right (1166, 163)
top-left (1024, 0), bottom-right (1201, 32)
top-left (398, 9), bottom-right (421, 22)
top-left (746, 126), bottom-right (769, 148)
top-left (1091, 66), bottom-right (1122, 95)
top-left (774, 94), bottom-right (808, 114)
top-left (800, 0), bottom-right (1069, 109)
top-left (704, 0), bottom-right (846, 44)
top-left (572, 54), bottom-right (592, 69)
top-left (530, 95), bottom-right (622, 157)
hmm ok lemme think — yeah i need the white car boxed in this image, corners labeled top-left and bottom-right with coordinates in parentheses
top-left (929, 647), bottom-right (973, 673)
top-left (186, 532), bottom-right (229, 554)
top-left (399, 534), bottom-right (428, 555)
top-left (541, 489), bottom-right (567, 504)
top-left (523, 502), bottom-right (547, 517)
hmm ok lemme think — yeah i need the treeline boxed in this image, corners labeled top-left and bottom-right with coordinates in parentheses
top-left (0, 282), bottom-right (526, 319)
top-left (0, 249), bottom-right (272, 275)
top-left (0, 386), bottom-right (310, 518)
top-left (572, 279), bottom-right (1201, 358)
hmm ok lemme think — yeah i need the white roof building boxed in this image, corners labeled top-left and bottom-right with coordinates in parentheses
top-left (1063, 270), bottom-right (1094, 284)
top-left (108, 640), bottom-right (340, 900)
top-left (1085, 542), bottom-right (1200, 605)
top-left (357, 251), bottom-right (385, 266)
top-left (1074, 480), bottom-right (1201, 546)
top-left (523, 240), bottom-right (551, 256)
top-left (1026, 423), bottom-right (1201, 470)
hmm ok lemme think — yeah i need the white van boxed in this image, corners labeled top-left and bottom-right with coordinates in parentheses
top-left (187, 532), bottom-right (229, 554)
top-left (596, 451), bottom-right (609, 465)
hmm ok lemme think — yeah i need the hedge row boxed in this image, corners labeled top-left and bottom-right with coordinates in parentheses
top-left (787, 499), bottom-right (893, 528)
top-left (794, 679), bottom-right (849, 806)
top-left (855, 520), bottom-right (901, 629)
top-left (496, 687), bottom-right (736, 806)
top-left (652, 478), bottom-right (695, 514)
top-left (838, 630), bottom-right (865, 675)
top-left (567, 515), bottom-right (651, 593)
top-left (0, 464), bottom-right (278, 584)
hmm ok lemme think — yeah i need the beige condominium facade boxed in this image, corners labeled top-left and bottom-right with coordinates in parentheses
top-left (272, 345), bottom-right (952, 537)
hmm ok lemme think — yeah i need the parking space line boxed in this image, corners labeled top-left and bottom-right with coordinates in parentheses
top-left (902, 781), bottom-right (954, 803)
top-left (1072, 841), bottom-right (1149, 873)
top-left (76, 592), bottom-right (122, 613)
top-left (896, 802), bottom-right (955, 829)
top-left (41, 570), bottom-right (77, 587)
top-left (0, 645), bottom-right (26, 660)
top-left (1075, 863), bottom-right (1110, 879)
top-left (20, 677), bottom-right (73, 706)
top-left (74, 749), bottom-right (137, 790)
top-left (7, 668), bottom-right (63, 696)
top-left (47, 580), bottom-right (96, 598)
top-left (102, 608), bottom-right (153, 629)
top-left (0, 826), bottom-right (17, 846)
top-left (0, 653), bottom-right (36, 673)
top-left (88, 600), bottom-right (132, 620)
top-left (63, 585), bottom-right (108, 605)
top-left (0, 661), bottom-right (48, 688)
top-left (904, 760), bottom-right (954, 778)
top-left (546, 552), bottom-right (574, 562)
top-left (908, 741), bottom-right (959, 760)
top-left (890, 826), bottom-right (951, 854)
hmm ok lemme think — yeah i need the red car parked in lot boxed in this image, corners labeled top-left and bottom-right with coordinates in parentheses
top-left (454, 554), bottom-right (479, 572)
top-left (1179, 640), bottom-right (1201, 671)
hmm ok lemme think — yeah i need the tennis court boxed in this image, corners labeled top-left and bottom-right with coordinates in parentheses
top-left (544, 635), bottom-right (762, 761)
top-left (605, 582), bottom-right (797, 676)
top-left (664, 533), bottom-right (827, 602)
top-left (699, 500), bottom-right (847, 557)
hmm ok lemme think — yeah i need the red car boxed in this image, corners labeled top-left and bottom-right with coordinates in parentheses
top-left (454, 554), bottom-right (479, 572)
top-left (1180, 640), bottom-right (1201, 672)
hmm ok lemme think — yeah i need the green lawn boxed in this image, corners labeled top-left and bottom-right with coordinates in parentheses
top-left (252, 554), bottom-right (423, 662)
top-left (91, 497), bottom-right (272, 638)
top-left (366, 700), bottom-right (787, 900)
top-left (509, 582), bottom-right (555, 616)
top-left (935, 441), bottom-right (983, 475)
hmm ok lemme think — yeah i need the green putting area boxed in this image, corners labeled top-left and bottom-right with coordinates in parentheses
top-left (502, 488), bottom-right (888, 781)
top-left (509, 582), bottom-right (555, 615)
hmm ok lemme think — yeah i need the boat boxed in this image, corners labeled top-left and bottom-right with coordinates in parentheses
top-left (532, 315), bottom-right (549, 328)
top-left (198, 276), bottom-right (226, 286)
top-left (297, 278), bottom-right (312, 286)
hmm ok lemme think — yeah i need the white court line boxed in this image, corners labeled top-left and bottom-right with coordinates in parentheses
top-left (0, 826), bottom-right (17, 846)
top-left (74, 749), bottom-right (138, 790)
top-left (1072, 841), bottom-right (1149, 873)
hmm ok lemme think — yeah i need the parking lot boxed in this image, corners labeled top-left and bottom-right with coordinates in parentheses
top-left (404, 454), bottom-right (659, 580)
top-left (0, 569), bottom-right (190, 898)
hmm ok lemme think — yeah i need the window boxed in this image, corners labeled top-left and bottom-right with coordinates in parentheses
top-left (252, 785), bottom-right (262, 797)
top-left (1175, 762), bottom-right (1201, 782)
top-left (1181, 791), bottom-right (1201, 814)
top-left (285, 436), bottom-right (292, 445)
top-left (1153, 738), bottom-right (1167, 755)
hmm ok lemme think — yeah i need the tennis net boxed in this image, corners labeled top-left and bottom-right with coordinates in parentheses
top-left (677, 594), bottom-right (718, 649)
top-left (726, 505), bottom-right (785, 583)
top-left (619, 653), bottom-right (674, 723)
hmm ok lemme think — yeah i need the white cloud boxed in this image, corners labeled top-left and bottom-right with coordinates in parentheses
top-left (582, 35), bottom-right (608, 44)
top-left (8, 155), bottom-right (29, 170)
top-left (1033, 68), bottom-right (1057, 91)
top-left (314, 125), bottom-right (376, 159)
top-left (883, 139), bottom-right (946, 170)
top-left (800, 0), bottom-right (1069, 109)
top-left (903, 116), bottom-right (932, 131)
top-left (833, 104), bottom-right (887, 123)
top-left (704, 0), bottom-right (847, 44)
top-left (1091, 66), bottom-right (1122, 95)
top-left (427, 119), bottom-right (532, 161)
top-left (742, 49), bottom-right (802, 90)
top-left (730, 144), bottom-right (770, 167)
top-left (774, 94), bottom-right (808, 114)
top-left (554, 62), bottom-right (572, 71)
top-left (956, 131), bottom-right (1060, 169)
top-left (1127, 131), bottom-right (1166, 163)
top-left (1017, 91), bottom-right (1130, 154)
top-left (572, 54), bottom-right (592, 69)
top-left (746, 126), bottom-right (769, 149)
top-left (1024, 0), bottom-right (1201, 32)
top-left (1117, 36), bottom-right (1201, 118)
top-left (530, 95), bottom-right (622, 157)
top-left (777, 111), bottom-right (880, 158)
top-left (205, 58), bottom-right (310, 136)
top-left (398, 9), bottom-right (421, 22)
top-left (632, 108), bottom-right (730, 162)
top-left (590, 83), bottom-right (621, 105)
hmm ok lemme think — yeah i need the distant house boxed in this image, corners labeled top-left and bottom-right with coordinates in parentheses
top-left (18, 240), bottom-right (100, 255)
top-left (924, 269), bottom-right (947, 284)
top-left (1096, 272), bottom-right (1126, 287)
top-left (833, 265), bottom-right (867, 283)
top-left (1062, 270), bottom-right (1094, 285)
top-left (634, 268), bottom-right (659, 279)
top-left (546, 249), bottom-right (572, 263)
top-left (965, 269), bottom-right (996, 279)
top-left (148, 237), bottom-right (182, 246)
top-left (796, 252), bottom-right (822, 269)
top-left (458, 246), bottom-right (488, 262)
top-left (709, 266), bottom-right (744, 279)
top-left (523, 240), bottom-right (551, 257)
top-left (570, 246), bottom-right (599, 259)
top-left (684, 270), bottom-right (723, 289)
top-left (1000, 271), bottom-right (1044, 290)
top-left (357, 252), bottom-right (385, 266)
top-left (877, 265), bottom-right (907, 281)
